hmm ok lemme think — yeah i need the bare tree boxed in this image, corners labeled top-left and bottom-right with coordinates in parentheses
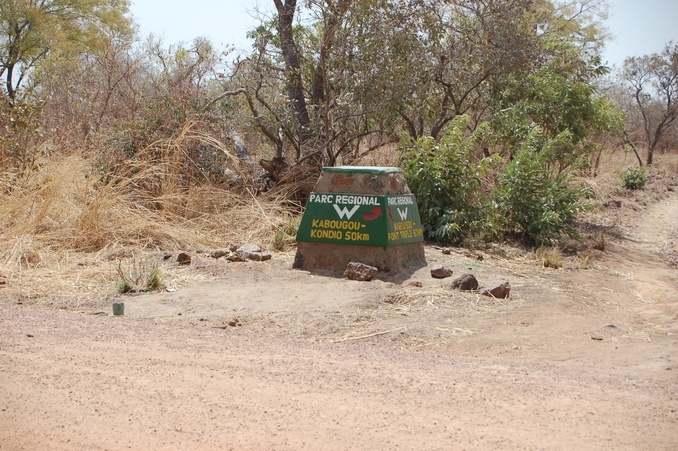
top-left (622, 42), bottom-right (678, 165)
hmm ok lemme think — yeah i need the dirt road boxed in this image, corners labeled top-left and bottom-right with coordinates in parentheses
top-left (1, 193), bottom-right (677, 450)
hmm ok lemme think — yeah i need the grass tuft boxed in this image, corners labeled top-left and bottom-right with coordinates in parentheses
top-left (536, 246), bottom-right (562, 269)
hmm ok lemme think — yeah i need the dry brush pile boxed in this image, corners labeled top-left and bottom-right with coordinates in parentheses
top-left (0, 128), bottom-right (300, 306)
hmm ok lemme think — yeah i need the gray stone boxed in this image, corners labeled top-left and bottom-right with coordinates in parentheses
top-left (450, 273), bottom-right (479, 291)
top-left (237, 243), bottom-right (262, 253)
top-left (227, 253), bottom-right (247, 262)
top-left (481, 281), bottom-right (511, 299)
top-left (244, 251), bottom-right (272, 262)
top-left (430, 265), bottom-right (454, 279)
top-left (344, 262), bottom-right (378, 281)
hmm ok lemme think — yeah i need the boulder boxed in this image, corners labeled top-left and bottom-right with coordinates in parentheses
top-left (450, 273), bottom-right (479, 291)
top-left (430, 265), bottom-right (454, 279)
top-left (344, 262), bottom-right (378, 281)
top-left (481, 281), bottom-right (511, 299)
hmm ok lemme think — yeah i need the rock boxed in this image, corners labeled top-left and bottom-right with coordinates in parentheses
top-left (237, 243), bottom-right (261, 253)
top-left (407, 280), bottom-right (423, 287)
top-left (247, 252), bottom-right (272, 262)
top-left (176, 252), bottom-right (192, 265)
top-left (227, 253), bottom-right (247, 262)
top-left (481, 281), bottom-right (511, 299)
top-left (344, 262), bottom-right (378, 281)
top-left (441, 248), bottom-right (451, 255)
top-left (228, 250), bottom-right (272, 262)
top-left (450, 273), bottom-right (479, 291)
top-left (209, 249), bottom-right (231, 259)
top-left (243, 252), bottom-right (260, 261)
top-left (430, 265), bottom-right (454, 279)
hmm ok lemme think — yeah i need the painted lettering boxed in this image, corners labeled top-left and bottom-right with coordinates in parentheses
top-left (394, 221), bottom-right (413, 231)
top-left (310, 229), bottom-right (343, 240)
top-left (345, 231), bottom-right (370, 241)
top-left (388, 196), bottom-right (415, 206)
top-left (309, 193), bottom-right (335, 204)
top-left (311, 219), bottom-right (361, 230)
top-left (333, 195), bottom-right (379, 206)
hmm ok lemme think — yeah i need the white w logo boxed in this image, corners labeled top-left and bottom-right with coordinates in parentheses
top-left (333, 204), bottom-right (360, 220)
top-left (397, 207), bottom-right (408, 221)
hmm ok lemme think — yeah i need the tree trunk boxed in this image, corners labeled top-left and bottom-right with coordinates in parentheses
top-left (273, 0), bottom-right (312, 133)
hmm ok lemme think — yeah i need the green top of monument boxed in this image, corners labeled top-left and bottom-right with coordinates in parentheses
top-left (322, 166), bottom-right (403, 175)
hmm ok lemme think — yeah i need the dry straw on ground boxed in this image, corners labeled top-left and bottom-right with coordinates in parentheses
top-left (0, 137), bottom-right (296, 306)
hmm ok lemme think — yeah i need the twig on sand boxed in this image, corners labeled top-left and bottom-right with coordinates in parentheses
top-left (332, 326), bottom-right (406, 343)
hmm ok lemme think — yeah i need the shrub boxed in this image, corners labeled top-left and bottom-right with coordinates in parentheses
top-left (493, 130), bottom-right (591, 245)
top-left (401, 116), bottom-right (499, 244)
top-left (621, 166), bottom-right (648, 190)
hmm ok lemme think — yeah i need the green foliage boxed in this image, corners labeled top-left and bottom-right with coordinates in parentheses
top-left (620, 166), bottom-right (648, 190)
top-left (493, 130), bottom-right (591, 245)
top-left (402, 116), bottom-right (594, 246)
top-left (493, 63), bottom-right (623, 168)
top-left (0, 0), bottom-right (132, 101)
top-left (401, 116), bottom-right (498, 244)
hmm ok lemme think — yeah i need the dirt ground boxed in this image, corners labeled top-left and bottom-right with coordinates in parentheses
top-left (1, 189), bottom-right (677, 450)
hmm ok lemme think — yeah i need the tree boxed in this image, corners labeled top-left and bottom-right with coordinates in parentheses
top-left (0, 0), bottom-right (132, 103)
top-left (622, 42), bottom-right (678, 165)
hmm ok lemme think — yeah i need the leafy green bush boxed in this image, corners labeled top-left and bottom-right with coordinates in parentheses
top-left (620, 166), bottom-right (648, 190)
top-left (493, 131), bottom-right (591, 245)
top-left (401, 116), bottom-right (498, 244)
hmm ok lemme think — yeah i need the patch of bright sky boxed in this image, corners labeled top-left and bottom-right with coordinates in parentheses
top-left (129, 0), bottom-right (677, 68)
top-left (604, 0), bottom-right (678, 68)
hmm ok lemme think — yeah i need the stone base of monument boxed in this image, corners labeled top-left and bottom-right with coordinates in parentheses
top-left (294, 241), bottom-right (425, 272)
top-left (294, 166), bottom-right (426, 272)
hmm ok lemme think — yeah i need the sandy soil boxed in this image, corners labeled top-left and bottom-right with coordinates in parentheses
top-left (1, 192), bottom-right (677, 450)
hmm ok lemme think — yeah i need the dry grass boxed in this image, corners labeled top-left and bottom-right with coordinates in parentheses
top-left (535, 246), bottom-right (563, 269)
top-left (0, 135), bottom-right (298, 305)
